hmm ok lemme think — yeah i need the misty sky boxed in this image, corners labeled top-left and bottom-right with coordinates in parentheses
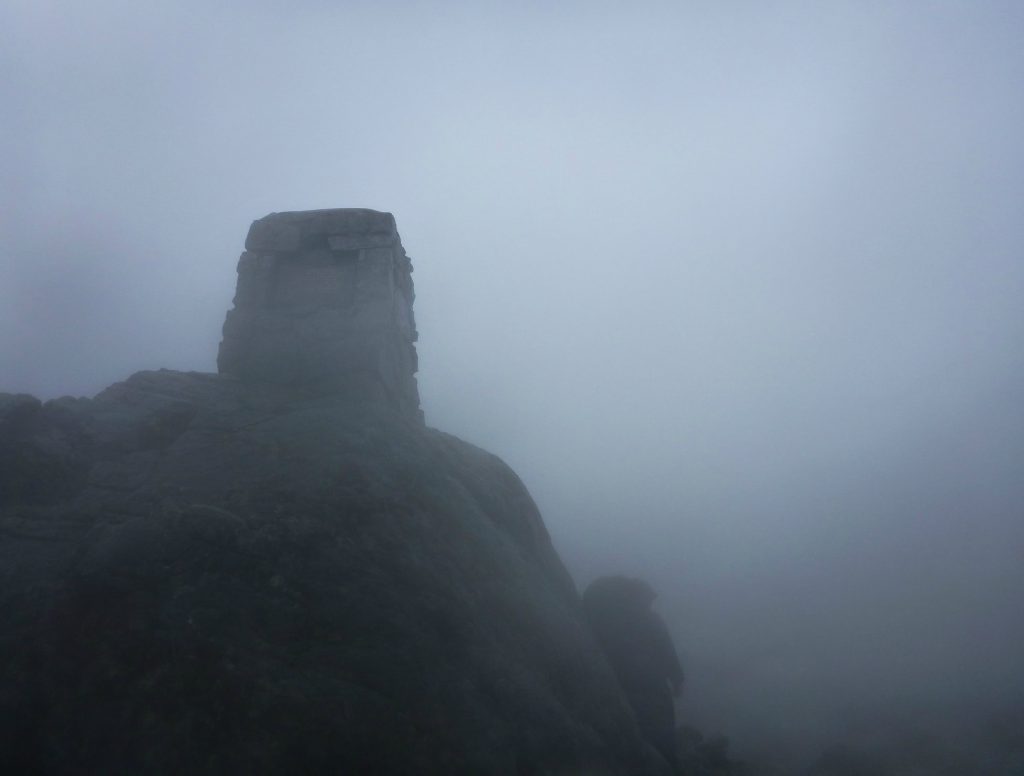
top-left (3, 1), bottom-right (1023, 762)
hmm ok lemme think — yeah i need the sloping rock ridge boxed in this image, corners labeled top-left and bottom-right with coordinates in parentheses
top-left (0, 210), bottom-right (669, 775)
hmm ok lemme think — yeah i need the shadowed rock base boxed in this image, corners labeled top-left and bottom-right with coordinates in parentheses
top-left (0, 371), bottom-right (671, 774)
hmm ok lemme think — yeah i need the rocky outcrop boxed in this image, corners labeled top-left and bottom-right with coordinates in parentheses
top-left (218, 209), bottom-right (420, 419)
top-left (0, 211), bottom-right (670, 774)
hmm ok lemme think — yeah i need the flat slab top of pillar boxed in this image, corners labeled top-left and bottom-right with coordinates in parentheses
top-left (246, 209), bottom-right (398, 252)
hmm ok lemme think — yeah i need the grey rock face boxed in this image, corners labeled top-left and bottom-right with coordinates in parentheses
top-left (0, 373), bottom-right (668, 775)
top-left (219, 209), bottom-right (420, 419)
top-left (0, 211), bottom-right (673, 774)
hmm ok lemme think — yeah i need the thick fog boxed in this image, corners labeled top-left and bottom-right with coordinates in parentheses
top-left (3, 1), bottom-right (1023, 767)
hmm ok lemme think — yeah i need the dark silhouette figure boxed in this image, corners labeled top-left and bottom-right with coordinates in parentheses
top-left (583, 576), bottom-right (684, 769)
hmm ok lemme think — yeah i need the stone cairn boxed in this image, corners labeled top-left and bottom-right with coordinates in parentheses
top-left (218, 209), bottom-right (421, 419)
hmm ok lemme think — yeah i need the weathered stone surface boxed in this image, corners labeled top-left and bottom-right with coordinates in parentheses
top-left (0, 371), bottom-right (669, 774)
top-left (244, 208), bottom-right (397, 252)
top-left (0, 209), bottom-right (674, 774)
top-left (219, 209), bottom-right (420, 419)
top-left (0, 393), bottom-right (91, 507)
top-left (328, 233), bottom-right (397, 251)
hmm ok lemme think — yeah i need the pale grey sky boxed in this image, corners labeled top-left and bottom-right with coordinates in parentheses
top-left (3, 0), bottom-right (1023, 763)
